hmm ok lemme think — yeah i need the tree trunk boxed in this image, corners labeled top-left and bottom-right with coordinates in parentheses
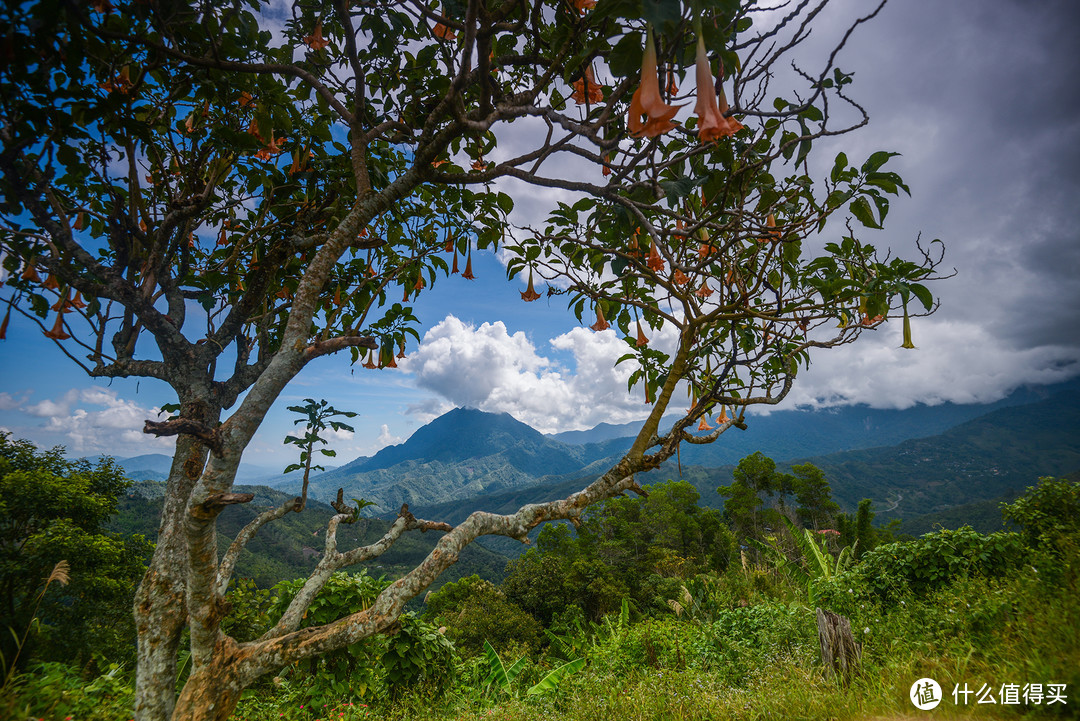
top-left (171, 641), bottom-right (246, 721)
top-left (132, 425), bottom-right (211, 720)
top-left (816, 607), bottom-right (861, 685)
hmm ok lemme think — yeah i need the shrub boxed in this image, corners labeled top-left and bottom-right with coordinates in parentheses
top-left (819, 527), bottom-right (1025, 607)
top-left (1001, 476), bottom-right (1080, 549)
top-left (426, 575), bottom-right (542, 657)
top-left (3, 662), bottom-right (134, 721)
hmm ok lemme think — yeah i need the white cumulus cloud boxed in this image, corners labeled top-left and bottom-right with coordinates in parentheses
top-left (399, 315), bottom-right (684, 433)
top-left (782, 318), bottom-right (1080, 410)
top-left (19, 388), bottom-right (173, 455)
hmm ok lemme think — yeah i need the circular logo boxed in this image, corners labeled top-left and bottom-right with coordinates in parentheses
top-left (910, 678), bottom-right (942, 710)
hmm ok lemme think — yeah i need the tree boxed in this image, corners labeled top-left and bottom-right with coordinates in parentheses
top-left (0, 433), bottom-right (153, 670)
top-left (836, 497), bottom-right (879, 558)
top-left (790, 462), bottom-right (840, 531)
top-left (718, 451), bottom-right (784, 545)
top-left (0, 1), bottom-right (945, 718)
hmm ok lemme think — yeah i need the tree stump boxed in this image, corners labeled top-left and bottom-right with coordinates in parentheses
top-left (816, 607), bottom-right (861, 685)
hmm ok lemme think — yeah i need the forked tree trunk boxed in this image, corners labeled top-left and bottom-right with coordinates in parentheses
top-left (172, 641), bottom-right (246, 721)
top-left (133, 418), bottom-right (213, 721)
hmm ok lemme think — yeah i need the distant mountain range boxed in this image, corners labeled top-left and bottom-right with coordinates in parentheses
top-left (101, 379), bottom-right (1080, 535)
top-left (288, 379), bottom-right (1078, 516)
top-left (85, 453), bottom-right (335, 486)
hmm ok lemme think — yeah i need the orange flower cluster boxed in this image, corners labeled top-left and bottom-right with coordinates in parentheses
top-left (693, 35), bottom-right (743, 142)
top-left (626, 25), bottom-right (745, 144)
top-left (628, 28), bottom-right (682, 138)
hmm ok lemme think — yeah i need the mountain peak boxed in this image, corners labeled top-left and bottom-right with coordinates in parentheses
top-left (357, 407), bottom-right (544, 472)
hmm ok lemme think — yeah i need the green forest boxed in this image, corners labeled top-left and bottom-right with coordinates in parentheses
top-left (3, 433), bottom-right (1078, 720)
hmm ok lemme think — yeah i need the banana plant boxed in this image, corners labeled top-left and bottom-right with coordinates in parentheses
top-left (752, 517), bottom-right (855, 603)
top-left (481, 640), bottom-right (586, 698)
top-left (482, 640), bottom-right (528, 698)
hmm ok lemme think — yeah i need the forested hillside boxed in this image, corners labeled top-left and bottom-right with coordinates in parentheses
top-left (110, 482), bottom-right (508, 589)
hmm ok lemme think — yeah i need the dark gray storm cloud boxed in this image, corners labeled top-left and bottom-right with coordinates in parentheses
top-left (838, 0), bottom-right (1080, 351)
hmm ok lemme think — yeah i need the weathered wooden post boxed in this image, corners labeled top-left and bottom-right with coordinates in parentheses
top-left (816, 607), bottom-right (861, 685)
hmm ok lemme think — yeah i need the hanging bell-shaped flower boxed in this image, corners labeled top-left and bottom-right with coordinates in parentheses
top-left (303, 21), bottom-right (330, 50)
top-left (629, 26), bottom-right (683, 138)
top-left (901, 305), bottom-right (916, 349)
top-left (363, 350), bottom-right (377, 369)
top-left (647, 241), bottom-right (665, 273)
top-left (21, 259), bottom-right (41, 283)
top-left (571, 65), bottom-right (604, 105)
top-left (697, 416), bottom-right (713, 431)
top-left (590, 304), bottom-right (610, 332)
top-left (461, 249), bottom-right (475, 280)
top-left (43, 312), bottom-right (70, 340)
top-left (520, 269), bottom-right (542, 302)
top-left (635, 319), bottom-right (649, 347)
top-left (0, 305), bottom-right (10, 340)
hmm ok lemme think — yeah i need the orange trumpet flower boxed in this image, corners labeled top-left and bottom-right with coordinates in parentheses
top-left (590, 305), bottom-right (610, 332)
top-left (571, 66), bottom-right (604, 105)
top-left (697, 416), bottom-right (714, 431)
top-left (461, 249), bottom-right (475, 280)
top-left (759, 213), bottom-right (780, 243)
top-left (646, 241), bottom-right (665, 273)
top-left (635, 319), bottom-right (649, 347)
top-left (432, 20), bottom-right (456, 40)
top-left (628, 27), bottom-right (682, 138)
top-left (693, 34), bottom-right (744, 142)
top-left (303, 22), bottom-right (330, 51)
top-left (43, 312), bottom-right (70, 340)
top-left (20, 261), bottom-right (40, 283)
top-left (520, 270), bottom-right (541, 302)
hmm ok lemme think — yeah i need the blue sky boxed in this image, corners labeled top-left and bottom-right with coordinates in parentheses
top-left (2, 0), bottom-right (1079, 469)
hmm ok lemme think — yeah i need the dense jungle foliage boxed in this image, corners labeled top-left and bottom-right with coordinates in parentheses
top-left (3, 436), bottom-right (1078, 720)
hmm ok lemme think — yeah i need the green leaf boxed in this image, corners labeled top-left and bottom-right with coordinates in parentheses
top-left (909, 283), bottom-right (933, 311)
top-left (482, 640), bottom-right (509, 694)
top-left (850, 196), bottom-right (880, 229)
top-left (609, 33), bottom-right (644, 78)
top-left (861, 151), bottom-right (899, 174)
top-left (830, 152), bottom-right (848, 183)
top-left (526, 657), bottom-right (586, 696)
